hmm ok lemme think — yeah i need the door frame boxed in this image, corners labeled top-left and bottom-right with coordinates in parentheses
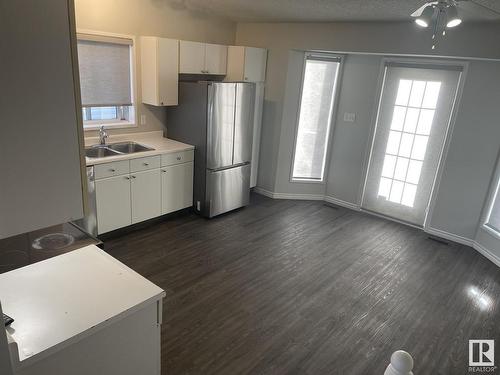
top-left (358, 56), bottom-right (469, 229)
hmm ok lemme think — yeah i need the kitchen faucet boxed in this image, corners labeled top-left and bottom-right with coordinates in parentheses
top-left (98, 125), bottom-right (108, 145)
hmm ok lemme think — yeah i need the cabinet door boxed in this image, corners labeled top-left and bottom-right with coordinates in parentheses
top-left (179, 41), bottom-right (206, 74)
top-left (131, 169), bottom-right (161, 224)
top-left (161, 162), bottom-right (194, 215)
top-left (96, 175), bottom-right (132, 234)
top-left (205, 43), bottom-right (227, 75)
top-left (158, 38), bottom-right (179, 106)
top-left (244, 47), bottom-right (267, 82)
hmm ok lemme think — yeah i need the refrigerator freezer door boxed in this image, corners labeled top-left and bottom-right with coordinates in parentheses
top-left (206, 164), bottom-right (251, 217)
top-left (233, 83), bottom-right (256, 165)
top-left (207, 83), bottom-right (236, 170)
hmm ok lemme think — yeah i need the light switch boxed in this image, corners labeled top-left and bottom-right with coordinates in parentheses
top-left (344, 112), bottom-right (356, 123)
top-left (140, 115), bottom-right (147, 125)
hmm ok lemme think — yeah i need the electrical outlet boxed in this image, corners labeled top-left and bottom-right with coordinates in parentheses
top-left (343, 112), bottom-right (356, 123)
top-left (140, 115), bottom-right (146, 125)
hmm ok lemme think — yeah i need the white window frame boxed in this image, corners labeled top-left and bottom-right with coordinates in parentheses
top-left (77, 29), bottom-right (137, 131)
top-left (483, 153), bottom-right (500, 239)
top-left (289, 52), bottom-right (342, 184)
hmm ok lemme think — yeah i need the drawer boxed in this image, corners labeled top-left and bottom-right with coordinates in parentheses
top-left (161, 149), bottom-right (194, 166)
top-left (130, 155), bottom-right (161, 173)
top-left (94, 160), bottom-right (130, 179)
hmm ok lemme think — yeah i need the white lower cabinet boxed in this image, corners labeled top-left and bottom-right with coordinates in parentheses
top-left (96, 174), bottom-right (132, 234)
top-left (161, 162), bottom-right (194, 215)
top-left (94, 151), bottom-right (194, 234)
top-left (131, 169), bottom-right (161, 224)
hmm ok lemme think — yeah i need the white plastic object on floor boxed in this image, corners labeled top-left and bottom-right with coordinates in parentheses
top-left (384, 350), bottom-right (414, 375)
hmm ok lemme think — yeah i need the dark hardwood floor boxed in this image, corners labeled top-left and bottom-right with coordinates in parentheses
top-left (105, 193), bottom-right (500, 374)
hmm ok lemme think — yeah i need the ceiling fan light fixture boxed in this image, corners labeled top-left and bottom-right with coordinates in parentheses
top-left (415, 5), bottom-right (435, 28)
top-left (446, 5), bottom-right (462, 27)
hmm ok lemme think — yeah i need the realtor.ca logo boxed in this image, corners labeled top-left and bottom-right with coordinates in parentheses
top-left (469, 340), bottom-right (497, 373)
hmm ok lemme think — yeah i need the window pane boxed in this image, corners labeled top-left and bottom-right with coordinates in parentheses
top-left (90, 106), bottom-right (118, 120)
top-left (394, 157), bottom-right (409, 181)
top-left (411, 135), bottom-right (429, 160)
top-left (386, 131), bottom-right (402, 155)
top-left (399, 133), bottom-right (414, 158)
top-left (389, 180), bottom-right (404, 203)
top-left (378, 177), bottom-right (392, 198)
top-left (404, 107), bottom-right (420, 133)
top-left (401, 183), bottom-right (417, 207)
top-left (407, 160), bottom-right (423, 184)
top-left (417, 109), bottom-right (435, 135)
top-left (381, 155), bottom-right (397, 178)
top-left (292, 58), bottom-right (339, 180)
top-left (391, 106), bottom-right (406, 131)
top-left (422, 82), bottom-right (442, 109)
top-left (408, 81), bottom-right (426, 107)
top-left (395, 80), bottom-right (412, 106)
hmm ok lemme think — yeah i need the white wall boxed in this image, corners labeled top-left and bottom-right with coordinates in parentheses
top-left (236, 21), bottom-right (500, 254)
top-left (75, 0), bottom-right (236, 136)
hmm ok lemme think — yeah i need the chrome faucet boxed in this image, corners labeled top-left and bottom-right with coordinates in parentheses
top-left (98, 125), bottom-right (108, 145)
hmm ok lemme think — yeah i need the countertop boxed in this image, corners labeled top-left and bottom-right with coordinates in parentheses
top-left (85, 131), bottom-right (194, 166)
top-left (0, 245), bottom-right (165, 368)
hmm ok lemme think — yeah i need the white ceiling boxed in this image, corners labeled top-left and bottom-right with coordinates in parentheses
top-left (166, 0), bottom-right (500, 22)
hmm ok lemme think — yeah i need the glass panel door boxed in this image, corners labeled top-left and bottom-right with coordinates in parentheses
top-left (362, 64), bottom-right (461, 226)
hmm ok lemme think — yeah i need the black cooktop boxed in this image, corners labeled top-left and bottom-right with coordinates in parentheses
top-left (0, 222), bottom-right (103, 274)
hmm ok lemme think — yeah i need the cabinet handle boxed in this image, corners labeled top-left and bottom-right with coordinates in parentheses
top-left (143, 163), bottom-right (149, 166)
top-left (125, 176), bottom-right (130, 180)
top-left (131, 175), bottom-right (136, 179)
top-left (161, 170), bottom-right (167, 173)
top-left (176, 156), bottom-right (181, 160)
top-left (110, 168), bottom-right (116, 172)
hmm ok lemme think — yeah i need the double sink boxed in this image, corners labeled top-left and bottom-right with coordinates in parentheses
top-left (85, 142), bottom-right (155, 158)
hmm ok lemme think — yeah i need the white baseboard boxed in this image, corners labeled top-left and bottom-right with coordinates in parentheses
top-left (424, 227), bottom-right (474, 247)
top-left (253, 187), bottom-right (324, 201)
top-left (324, 196), bottom-right (361, 211)
top-left (252, 187), bottom-right (275, 198)
top-left (473, 242), bottom-right (500, 268)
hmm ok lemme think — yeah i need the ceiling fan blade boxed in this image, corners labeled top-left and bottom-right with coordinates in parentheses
top-left (411, 2), bottom-right (438, 17)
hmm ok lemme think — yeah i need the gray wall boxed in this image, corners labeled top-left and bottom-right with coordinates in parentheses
top-left (236, 21), bottom-right (500, 248)
top-left (326, 54), bottom-right (383, 204)
top-left (428, 61), bottom-right (500, 239)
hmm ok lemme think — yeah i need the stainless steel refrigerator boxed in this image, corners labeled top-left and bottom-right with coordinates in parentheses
top-left (167, 81), bottom-right (256, 218)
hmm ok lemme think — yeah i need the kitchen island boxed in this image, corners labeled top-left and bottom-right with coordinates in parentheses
top-left (0, 245), bottom-right (165, 375)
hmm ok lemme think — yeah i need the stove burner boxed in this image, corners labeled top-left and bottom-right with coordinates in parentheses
top-left (32, 233), bottom-right (75, 250)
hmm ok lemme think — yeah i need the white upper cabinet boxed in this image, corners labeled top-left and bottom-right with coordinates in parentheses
top-left (226, 46), bottom-right (267, 82)
top-left (179, 40), bottom-right (227, 75)
top-left (205, 43), bottom-right (227, 75)
top-left (141, 36), bottom-right (179, 106)
top-left (179, 41), bottom-right (206, 74)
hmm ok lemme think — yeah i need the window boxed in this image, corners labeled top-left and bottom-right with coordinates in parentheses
top-left (378, 79), bottom-right (442, 207)
top-left (77, 33), bottom-right (135, 129)
top-left (291, 54), bottom-right (340, 182)
top-left (484, 161), bottom-right (500, 237)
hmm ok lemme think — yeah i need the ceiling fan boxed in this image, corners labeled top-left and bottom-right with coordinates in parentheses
top-left (410, 0), bottom-right (500, 48)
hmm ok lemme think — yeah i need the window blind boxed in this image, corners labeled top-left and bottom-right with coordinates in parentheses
top-left (291, 54), bottom-right (340, 181)
top-left (77, 38), bottom-right (132, 107)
